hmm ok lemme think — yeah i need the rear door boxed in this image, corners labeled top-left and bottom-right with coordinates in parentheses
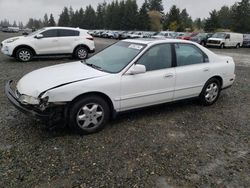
top-left (174, 43), bottom-right (212, 100)
top-left (57, 29), bottom-right (80, 53)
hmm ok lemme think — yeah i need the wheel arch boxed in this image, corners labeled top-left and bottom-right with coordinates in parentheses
top-left (13, 45), bottom-right (36, 57)
top-left (206, 75), bottom-right (223, 88)
top-left (69, 91), bottom-right (115, 118)
top-left (73, 44), bottom-right (91, 54)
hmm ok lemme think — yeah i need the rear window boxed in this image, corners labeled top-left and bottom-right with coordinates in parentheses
top-left (58, 29), bottom-right (80, 37)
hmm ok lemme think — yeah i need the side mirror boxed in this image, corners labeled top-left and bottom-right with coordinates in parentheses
top-left (225, 35), bottom-right (230, 39)
top-left (35, 34), bottom-right (43, 39)
top-left (126, 64), bottom-right (146, 75)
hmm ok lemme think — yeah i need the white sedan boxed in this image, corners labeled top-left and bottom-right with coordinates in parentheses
top-left (5, 39), bottom-right (235, 134)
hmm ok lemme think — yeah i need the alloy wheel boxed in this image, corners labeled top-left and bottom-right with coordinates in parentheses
top-left (76, 103), bottom-right (104, 129)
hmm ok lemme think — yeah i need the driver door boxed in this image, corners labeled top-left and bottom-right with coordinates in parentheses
top-left (33, 29), bottom-right (59, 54)
top-left (120, 44), bottom-right (175, 111)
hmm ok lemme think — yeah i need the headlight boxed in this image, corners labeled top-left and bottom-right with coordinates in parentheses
top-left (6, 38), bottom-right (19, 43)
top-left (19, 95), bottom-right (40, 105)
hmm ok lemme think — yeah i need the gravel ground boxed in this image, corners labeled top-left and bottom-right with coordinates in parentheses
top-left (0, 32), bottom-right (249, 188)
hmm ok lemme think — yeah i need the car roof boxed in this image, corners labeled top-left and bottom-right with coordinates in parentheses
top-left (123, 38), bottom-right (196, 45)
top-left (44, 27), bottom-right (87, 32)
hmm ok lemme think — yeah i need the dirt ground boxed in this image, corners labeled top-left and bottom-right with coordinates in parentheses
top-left (0, 32), bottom-right (249, 188)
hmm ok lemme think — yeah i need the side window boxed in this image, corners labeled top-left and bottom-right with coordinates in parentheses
top-left (137, 44), bottom-right (172, 71)
top-left (58, 29), bottom-right (80, 37)
top-left (175, 44), bottom-right (207, 66)
top-left (41, 29), bottom-right (58, 38)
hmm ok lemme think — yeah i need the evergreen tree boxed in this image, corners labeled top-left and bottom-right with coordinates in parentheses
top-left (43, 13), bottom-right (49, 27)
top-left (96, 2), bottom-right (106, 29)
top-left (121, 0), bottom-right (138, 30)
top-left (204, 10), bottom-right (220, 32)
top-left (137, 0), bottom-right (150, 30)
top-left (13, 21), bottom-right (17, 27)
top-left (231, 0), bottom-right (250, 32)
top-left (48, 14), bottom-right (56, 26)
top-left (58, 7), bottom-right (70, 26)
top-left (84, 5), bottom-right (96, 29)
top-left (148, 0), bottom-right (164, 12)
top-left (164, 5), bottom-right (182, 31)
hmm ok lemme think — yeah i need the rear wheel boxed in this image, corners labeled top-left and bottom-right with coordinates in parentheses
top-left (74, 46), bottom-right (88, 60)
top-left (199, 78), bottom-right (221, 106)
top-left (69, 95), bottom-right (110, 134)
top-left (16, 48), bottom-right (33, 62)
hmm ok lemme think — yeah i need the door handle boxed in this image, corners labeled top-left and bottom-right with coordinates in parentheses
top-left (164, 73), bottom-right (174, 78)
top-left (203, 68), bottom-right (209, 72)
top-left (52, 39), bottom-right (58, 42)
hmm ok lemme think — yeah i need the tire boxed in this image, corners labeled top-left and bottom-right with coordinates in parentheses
top-left (220, 43), bottom-right (225, 49)
top-left (74, 46), bottom-right (88, 60)
top-left (199, 78), bottom-right (221, 106)
top-left (16, 48), bottom-right (33, 62)
top-left (236, 43), bottom-right (240, 49)
top-left (69, 95), bottom-right (110, 135)
top-left (201, 41), bottom-right (205, 46)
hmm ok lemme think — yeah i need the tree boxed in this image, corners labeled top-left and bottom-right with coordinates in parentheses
top-left (148, 0), bottom-right (164, 12)
top-left (84, 5), bottom-right (97, 29)
top-left (148, 11), bottom-right (162, 31)
top-left (43, 13), bottom-right (49, 27)
top-left (48, 14), bottom-right (56, 26)
top-left (96, 2), bottom-right (107, 29)
top-left (58, 7), bottom-right (70, 26)
top-left (231, 0), bottom-right (250, 32)
top-left (180, 9), bottom-right (193, 31)
top-left (194, 18), bottom-right (203, 30)
top-left (137, 0), bottom-right (150, 30)
top-left (120, 0), bottom-right (138, 30)
top-left (204, 10), bottom-right (220, 32)
top-left (217, 6), bottom-right (231, 29)
top-left (164, 5), bottom-right (182, 31)
top-left (13, 21), bottom-right (17, 27)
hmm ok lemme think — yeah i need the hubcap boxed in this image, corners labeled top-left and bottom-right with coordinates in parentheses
top-left (205, 83), bottom-right (219, 103)
top-left (19, 50), bottom-right (31, 61)
top-left (78, 49), bottom-right (87, 59)
top-left (76, 103), bottom-right (104, 129)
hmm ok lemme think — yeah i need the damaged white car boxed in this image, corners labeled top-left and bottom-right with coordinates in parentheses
top-left (5, 39), bottom-right (235, 134)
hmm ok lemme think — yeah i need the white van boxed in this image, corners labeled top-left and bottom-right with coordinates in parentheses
top-left (207, 32), bottom-right (243, 48)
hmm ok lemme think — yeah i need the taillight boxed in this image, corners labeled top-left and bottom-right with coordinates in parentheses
top-left (86, 37), bottom-right (94, 41)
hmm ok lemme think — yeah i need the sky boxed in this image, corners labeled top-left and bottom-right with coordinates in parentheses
top-left (0, 0), bottom-right (240, 24)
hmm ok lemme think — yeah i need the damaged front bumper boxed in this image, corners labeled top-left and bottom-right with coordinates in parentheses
top-left (5, 80), bottom-right (67, 122)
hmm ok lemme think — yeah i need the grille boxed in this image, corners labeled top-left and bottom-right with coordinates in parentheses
top-left (208, 40), bottom-right (220, 44)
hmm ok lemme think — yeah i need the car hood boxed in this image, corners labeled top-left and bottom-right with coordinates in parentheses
top-left (2, 36), bottom-right (25, 43)
top-left (208, 38), bottom-right (223, 41)
top-left (17, 61), bottom-right (109, 97)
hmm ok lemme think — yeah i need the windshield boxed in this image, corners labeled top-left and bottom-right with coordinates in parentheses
top-left (212, 33), bottom-right (226, 39)
top-left (27, 28), bottom-right (45, 36)
top-left (85, 41), bottom-right (146, 73)
top-left (244, 34), bottom-right (250, 39)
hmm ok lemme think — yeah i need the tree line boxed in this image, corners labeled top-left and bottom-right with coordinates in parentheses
top-left (0, 0), bottom-right (250, 33)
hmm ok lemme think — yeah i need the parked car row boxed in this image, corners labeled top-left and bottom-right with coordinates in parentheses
top-left (89, 30), bottom-right (250, 48)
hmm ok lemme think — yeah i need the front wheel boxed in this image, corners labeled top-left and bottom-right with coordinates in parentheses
top-left (236, 43), bottom-right (240, 49)
top-left (74, 46), bottom-right (88, 60)
top-left (16, 48), bottom-right (33, 62)
top-left (220, 43), bottom-right (225, 49)
top-left (69, 95), bottom-right (110, 134)
top-left (199, 78), bottom-right (221, 106)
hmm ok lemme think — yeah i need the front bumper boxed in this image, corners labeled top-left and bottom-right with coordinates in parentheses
top-left (5, 80), bottom-right (55, 119)
top-left (1, 43), bottom-right (12, 56)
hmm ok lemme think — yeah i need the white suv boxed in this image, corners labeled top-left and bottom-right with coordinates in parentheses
top-left (1, 27), bottom-right (95, 62)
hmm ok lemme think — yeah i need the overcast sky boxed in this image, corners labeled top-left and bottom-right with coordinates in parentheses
top-left (0, 0), bottom-right (240, 24)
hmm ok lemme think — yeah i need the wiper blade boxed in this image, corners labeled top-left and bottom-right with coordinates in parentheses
top-left (86, 63), bottom-right (103, 71)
